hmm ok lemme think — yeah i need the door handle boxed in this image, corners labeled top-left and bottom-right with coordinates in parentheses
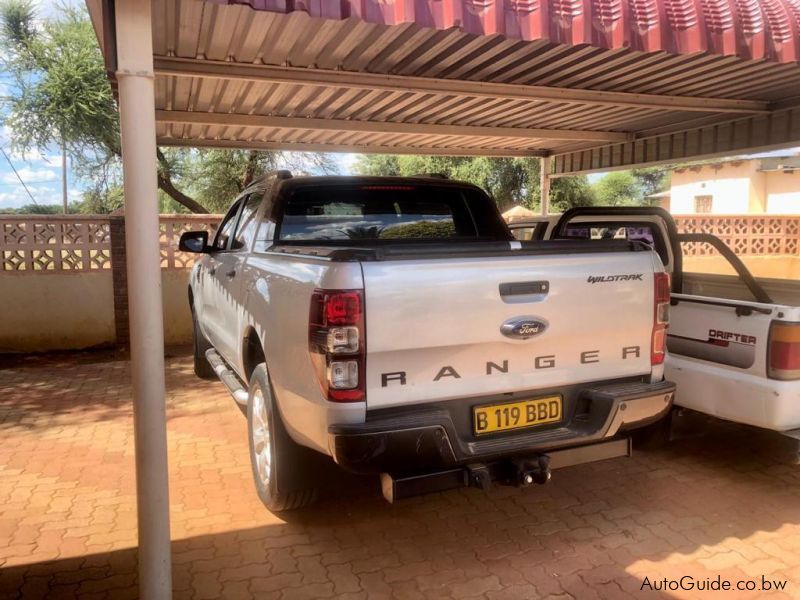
top-left (225, 269), bottom-right (237, 279)
top-left (499, 281), bottom-right (549, 304)
top-left (499, 281), bottom-right (549, 296)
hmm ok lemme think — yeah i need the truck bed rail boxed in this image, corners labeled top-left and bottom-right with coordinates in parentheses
top-left (267, 239), bottom-right (649, 262)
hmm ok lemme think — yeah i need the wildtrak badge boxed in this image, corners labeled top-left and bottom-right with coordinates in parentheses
top-left (587, 274), bottom-right (644, 284)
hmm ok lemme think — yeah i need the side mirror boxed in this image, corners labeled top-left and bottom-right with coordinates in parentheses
top-left (179, 231), bottom-right (210, 253)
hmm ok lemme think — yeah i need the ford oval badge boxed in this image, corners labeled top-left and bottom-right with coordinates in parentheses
top-left (500, 316), bottom-right (548, 340)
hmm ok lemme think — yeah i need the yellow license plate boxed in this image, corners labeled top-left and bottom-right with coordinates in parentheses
top-left (473, 396), bottom-right (562, 436)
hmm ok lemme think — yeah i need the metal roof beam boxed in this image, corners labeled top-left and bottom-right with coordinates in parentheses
top-left (156, 110), bottom-right (630, 142)
top-left (551, 106), bottom-right (800, 176)
top-left (156, 137), bottom-right (548, 157)
top-left (153, 57), bottom-right (770, 115)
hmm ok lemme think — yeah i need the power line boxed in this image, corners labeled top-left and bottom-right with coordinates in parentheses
top-left (0, 145), bottom-right (39, 205)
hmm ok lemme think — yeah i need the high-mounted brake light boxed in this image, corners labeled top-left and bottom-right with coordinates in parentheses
top-left (768, 321), bottom-right (800, 381)
top-left (309, 290), bottom-right (366, 402)
top-left (651, 272), bottom-right (671, 365)
top-left (360, 185), bottom-right (414, 191)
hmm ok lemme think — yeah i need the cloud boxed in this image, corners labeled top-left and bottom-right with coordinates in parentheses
top-left (0, 183), bottom-right (71, 209)
top-left (0, 124), bottom-right (62, 164)
top-left (7, 148), bottom-right (61, 164)
top-left (2, 167), bottom-right (60, 185)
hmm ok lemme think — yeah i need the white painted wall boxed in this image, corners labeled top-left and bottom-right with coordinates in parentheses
top-left (0, 270), bottom-right (193, 353)
top-left (669, 160), bottom-right (800, 215)
top-left (766, 170), bottom-right (800, 214)
top-left (670, 162), bottom-right (762, 214)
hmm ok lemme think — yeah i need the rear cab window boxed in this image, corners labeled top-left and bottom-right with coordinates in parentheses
top-left (275, 183), bottom-right (510, 243)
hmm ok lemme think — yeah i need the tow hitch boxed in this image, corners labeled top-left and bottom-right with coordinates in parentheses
top-left (513, 456), bottom-right (551, 486)
top-left (379, 437), bottom-right (629, 503)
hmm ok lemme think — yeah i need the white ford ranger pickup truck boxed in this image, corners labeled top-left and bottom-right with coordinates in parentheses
top-left (510, 207), bottom-right (800, 438)
top-left (179, 173), bottom-right (675, 511)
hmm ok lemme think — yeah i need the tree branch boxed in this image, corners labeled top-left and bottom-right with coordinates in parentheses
top-left (156, 148), bottom-right (209, 213)
top-left (242, 150), bottom-right (260, 189)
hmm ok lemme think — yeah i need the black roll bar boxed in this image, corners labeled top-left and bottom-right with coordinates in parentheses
top-left (676, 233), bottom-right (773, 304)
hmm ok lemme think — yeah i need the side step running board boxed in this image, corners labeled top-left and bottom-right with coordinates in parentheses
top-left (205, 349), bottom-right (248, 406)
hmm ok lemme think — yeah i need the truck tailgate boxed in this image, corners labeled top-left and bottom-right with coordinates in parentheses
top-left (363, 251), bottom-right (657, 409)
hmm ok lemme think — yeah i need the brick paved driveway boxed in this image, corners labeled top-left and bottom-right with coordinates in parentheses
top-left (2, 350), bottom-right (800, 599)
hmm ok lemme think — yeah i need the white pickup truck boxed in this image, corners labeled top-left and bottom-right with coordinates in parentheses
top-left (179, 173), bottom-right (675, 511)
top-left (509, 207), bottom-right (800, 438)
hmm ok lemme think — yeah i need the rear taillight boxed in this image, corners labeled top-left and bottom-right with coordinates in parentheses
top-left (651, 272), bottom-right (671, 365)
top-left (309, 289), bottom-right (366, 402)
top-left (768, 321), bottom-right (800, 381)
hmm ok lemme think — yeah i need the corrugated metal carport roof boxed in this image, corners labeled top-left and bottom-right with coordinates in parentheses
top-left (90, 0), bottom-right (800, 166)
top-left (216, 0), bottom-right (800, 64)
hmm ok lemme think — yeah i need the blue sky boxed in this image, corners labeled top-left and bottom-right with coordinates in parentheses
top-left (0, 127), bottom-right (81, 210)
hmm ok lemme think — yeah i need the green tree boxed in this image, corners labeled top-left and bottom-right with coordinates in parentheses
top-left (632, 167), bottom-right (670, 202)
top-left (593, 171), bottom-right (643, 206)
top-left (381, 220), bottom-right (456, 239)
top-left (75, 184), bottom-right (125, 214)
top-left (355, 154), bottom-right (402, 177)
top-left (168, 149), bottom-right (339, 213)
top-left (548, 176), bottom-right (595, 213)
top-left (354, 154), bottom-right (594, 212)
top-left (355, 154), bottom-right (535, 210)
top-left (0, 203), bottom-right (66, 214)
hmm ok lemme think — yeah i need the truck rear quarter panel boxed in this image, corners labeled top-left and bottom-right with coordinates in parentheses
top-left (240, 253), bottom-right (366, 453)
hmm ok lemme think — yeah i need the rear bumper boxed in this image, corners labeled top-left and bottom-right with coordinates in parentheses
top-left (667, 357), bottom-right (800, 431)
top-left (328, 379), bottom-right (675, 473)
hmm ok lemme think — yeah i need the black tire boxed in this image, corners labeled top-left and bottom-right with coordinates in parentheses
top-left (247, 364), bottom-right (319, 512)
top-left (191, 309), bottom-right (216, 380)
top-left (631, 411), bottom-right (673, 450)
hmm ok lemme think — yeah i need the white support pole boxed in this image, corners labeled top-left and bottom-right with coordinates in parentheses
top-left (115, 1), bottom-right (172, 598)
top-left (61, 139), bottom-right (68, 214)
top-left (540, 155), bottom-right (551, 216)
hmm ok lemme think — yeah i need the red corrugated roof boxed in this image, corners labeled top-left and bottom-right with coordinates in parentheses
top-left (216, 0), bottom-right (800, 63)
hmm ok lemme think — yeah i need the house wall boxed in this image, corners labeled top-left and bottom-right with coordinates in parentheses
top-left (766, 170), bottom-right (800, 214)
top-left (669, 160), bottom-right (800, 215)
top-left (670, 162), bottom-right (765, 214)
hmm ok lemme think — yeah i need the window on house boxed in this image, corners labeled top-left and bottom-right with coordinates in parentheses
top-left (694, 195), bottom-right (713, 213)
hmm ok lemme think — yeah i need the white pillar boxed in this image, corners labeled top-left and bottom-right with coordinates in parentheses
top-left (115, 1), bottom-right (172, 598)
top-left (540, 155), bottom-right (551, 216)
top-left (61, 140), bottom-right (68, 214)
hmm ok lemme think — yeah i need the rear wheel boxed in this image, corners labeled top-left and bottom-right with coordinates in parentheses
top-left (191, 309), bottom-right (215, 379)
top-left (247, 364), bottom-right (319, 512)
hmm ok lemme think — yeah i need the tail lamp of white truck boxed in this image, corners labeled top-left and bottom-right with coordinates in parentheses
top-left (309, 289), bottom-right (366, 402)
top-left (768, 321), bottom-right (800, 381)
top-left (651, 272), bottom-right (671, 366)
